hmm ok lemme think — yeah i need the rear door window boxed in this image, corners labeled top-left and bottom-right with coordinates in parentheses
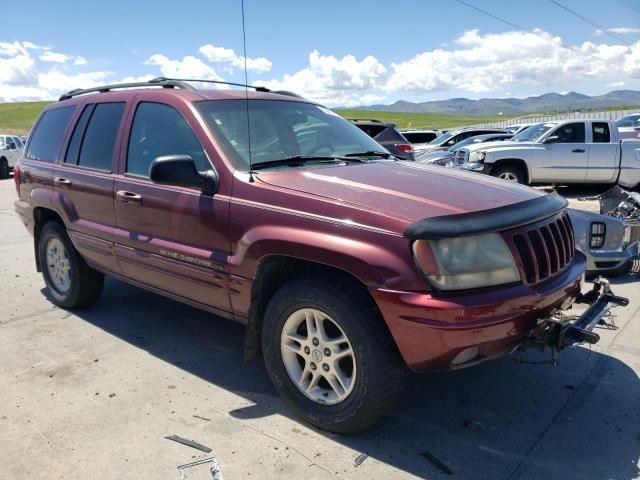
top-left (127, 102), bottom-right (207, 177)
top-left (25, 106), bottom-right (76, 162)
top-left (592, 122), bottom-right (611, 143)
top-left (76, 102), bottom-right (125, 171)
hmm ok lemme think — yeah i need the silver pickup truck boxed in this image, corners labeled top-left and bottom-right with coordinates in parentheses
top-left (450, 120), bottom-right (640, 188)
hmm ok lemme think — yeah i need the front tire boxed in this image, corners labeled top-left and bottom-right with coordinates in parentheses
top-left (492, 164), bottom-right (525, 184)
top-left (0, 159), bottom-right (8, 179)
top-left (38, 222), bottom-right (104, 308)
top-left (261, 277), bottom-right (407, 433)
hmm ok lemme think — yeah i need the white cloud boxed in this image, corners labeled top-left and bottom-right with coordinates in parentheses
top-left (39, 51), bottom-right (71, 63)
top-left (386, 29), bottom-right (640, 95)
top-left (145, 54), bottom-right (223, 81)
top-left (261, 50), bottom-right (387, 107)
top-left (594, 27), bottom-right (640, 37)
top-left (198, 44), bottom-right (272, 73)
top-left (608, 81), bottom-right (625, 88)
top-left (0, 41), bottom-right (108, 101)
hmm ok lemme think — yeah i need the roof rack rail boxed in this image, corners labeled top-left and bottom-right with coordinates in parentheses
top-left (347, 118), bottom-right (384, 123)
top-left (58, 76), bottom-right (304, 102)
top-left (58, 77), bottom-right (195, 101)
top-left (152, 77), bottom-right (271, 93)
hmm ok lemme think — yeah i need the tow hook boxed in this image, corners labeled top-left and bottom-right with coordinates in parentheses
top-left (515, 277), bottom-right (628, 365)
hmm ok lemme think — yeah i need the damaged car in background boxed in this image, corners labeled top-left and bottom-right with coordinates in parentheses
top-left (569, 186), bottom-right (640, 276)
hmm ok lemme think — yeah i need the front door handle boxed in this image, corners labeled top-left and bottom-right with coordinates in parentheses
top-left (116, 190), bottom-right (143, 203)
top-left (54, 177), bottom-right (71, 185)
top-left (571, 148), bottom-right (585, 153)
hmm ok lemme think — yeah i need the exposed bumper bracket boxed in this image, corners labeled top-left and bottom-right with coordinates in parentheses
top-left (518, 277), bottom-right (628, 359)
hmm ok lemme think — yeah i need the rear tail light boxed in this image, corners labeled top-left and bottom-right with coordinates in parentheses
top-left (394, 143), bottom-right (414, 154)
top-left (13, 164), bottom-right (21, 195)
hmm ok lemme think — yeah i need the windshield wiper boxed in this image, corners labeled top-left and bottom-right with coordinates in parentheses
top-left (251, 155), bottom-right (347, 171)
top-left (344, 151), bottom-right (396, 160)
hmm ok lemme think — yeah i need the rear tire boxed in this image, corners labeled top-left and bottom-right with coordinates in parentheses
top-left (38, 221), bottom-right (104, 308)
top-left (261, 277), bottom-right (407, 433)
top-left (492, 164), bottom-right (525, 184)
top-left (0, 159), bottom-right (8, 179)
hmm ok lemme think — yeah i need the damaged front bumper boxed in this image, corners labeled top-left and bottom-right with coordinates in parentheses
top-left (518, 277), bottom-right (629, 360)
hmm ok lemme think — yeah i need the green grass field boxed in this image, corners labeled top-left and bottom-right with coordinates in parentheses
top-left (0, 102), bottom-right (513, 135)
top-left (0, 102), bottom-right (51, 134)
top-left (0, 101), bottom-right (636, 135)
top-left (334, 109), bottom-right (511, 129)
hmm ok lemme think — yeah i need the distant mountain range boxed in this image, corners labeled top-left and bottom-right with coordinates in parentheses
top-left (355, 90), bottom-right (640, 116)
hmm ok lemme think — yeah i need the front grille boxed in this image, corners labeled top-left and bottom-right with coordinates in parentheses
top-left (454, 151), bottom-right (466, 164)
top-left (504, 212), bottom-right (575, 285)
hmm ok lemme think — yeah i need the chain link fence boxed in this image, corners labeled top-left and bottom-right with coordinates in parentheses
top-left (450, 108), bottom-right (640, 130)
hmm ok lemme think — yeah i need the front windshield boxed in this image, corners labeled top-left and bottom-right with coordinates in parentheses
top-left (512, 123), bottom-right (555, 142)
top-left (451, 136), bottom-right (484, 150)
top-left (197, 99), bottom-right (387, 169)
top-left (428, 131), bottom-right (455, 145)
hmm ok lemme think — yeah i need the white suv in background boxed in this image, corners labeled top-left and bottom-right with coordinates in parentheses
top-left (0, 135), bottom-right (24, 178)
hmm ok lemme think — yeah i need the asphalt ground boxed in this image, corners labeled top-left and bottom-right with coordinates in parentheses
top-left (1, 177), bottom-right (638, 480)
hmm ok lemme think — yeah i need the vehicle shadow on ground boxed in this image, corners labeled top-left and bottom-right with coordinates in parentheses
top-left (53, 277), bottom-right (640, 480)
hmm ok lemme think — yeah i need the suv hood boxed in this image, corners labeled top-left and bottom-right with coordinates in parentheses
top-left (461, 140), bottom-right (533, 153)
top-left (255, 161), bottom-right (543, 225)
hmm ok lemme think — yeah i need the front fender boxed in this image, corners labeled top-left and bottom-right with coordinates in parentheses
top-left (229, 225), bottom-right (423, 291)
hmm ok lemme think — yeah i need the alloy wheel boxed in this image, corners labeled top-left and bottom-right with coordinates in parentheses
top-left (280, 308), bottom-right (357, 405)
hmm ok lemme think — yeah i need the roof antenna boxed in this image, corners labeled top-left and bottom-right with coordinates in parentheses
top-left (241, 0), bottom-right (255, 182)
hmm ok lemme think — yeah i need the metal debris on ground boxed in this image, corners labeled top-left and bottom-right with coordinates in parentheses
top-left (421, 450), bottom-right (453, 475)
top-left (177, 457), bottom-right (215, 470)
top-left (462, 419), bottom-right (487, 430)
top-left (193, 414), bottom-right (211, 422)
top-left (210, 458), bottom-right (224, 480)
top-left (354, 452), bottom-right (368, 466)
top-left (165, 434), bottom-right (212, 453)
top-left (176, 457), bottom-right (223, 480)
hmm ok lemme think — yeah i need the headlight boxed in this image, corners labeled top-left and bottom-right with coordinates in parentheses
top-left (412, 233), bottom-right (521, 290)
top-left (589, 222), bottom-right (606, 249)
top-left (622, 224), bottom-right (631, 247)
top-left (468, 151), bottom-right (486, 163)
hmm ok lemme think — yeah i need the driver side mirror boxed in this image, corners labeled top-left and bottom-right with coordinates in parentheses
top-left (544, 135), bottom-right (560, 144)
top-left (149, 155), bottom-right (218, 195)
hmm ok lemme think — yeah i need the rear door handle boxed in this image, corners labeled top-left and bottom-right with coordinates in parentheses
top-left (116, 190), bottom-right (143, 203)
top-left (571, 148), bottom-right (585, 153)
top-left (54, 177), bottom-right (71, 185)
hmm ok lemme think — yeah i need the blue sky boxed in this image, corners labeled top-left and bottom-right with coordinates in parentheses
top-left (2, 0), bottom-right (640, 106)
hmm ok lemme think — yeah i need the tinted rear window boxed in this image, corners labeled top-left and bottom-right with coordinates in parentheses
top-left (65, 104), bottom-right (94, 165)
top-left (404, 132), bottom-right (437, 143)
top-left (592, 122), bottom-right (611, 143)
top-left (355, 124), bottom-right (386, 138)
top-left (77, 102), bottom-right (125, 171)
top-left (26, 106), bottom-right (75, 162)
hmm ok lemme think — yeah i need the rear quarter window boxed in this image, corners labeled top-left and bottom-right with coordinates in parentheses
top-left (76, 102), bottom-right (125, 171)
top-left (25, 106), bottom-right (75, 162)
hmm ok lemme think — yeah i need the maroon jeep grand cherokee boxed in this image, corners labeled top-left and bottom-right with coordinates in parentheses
top-left (14, 78), bottom-right (618, 433)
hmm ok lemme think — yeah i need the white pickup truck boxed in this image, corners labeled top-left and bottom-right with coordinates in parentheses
top-left (0, 135), bottom-right (25, 179)
top-left (450, 120), bottom-right (640, 188)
